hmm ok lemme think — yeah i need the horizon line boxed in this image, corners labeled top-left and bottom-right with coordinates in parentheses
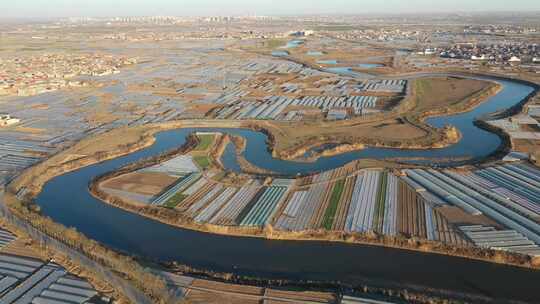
top-left (1, 10), bottom-right (540, 21)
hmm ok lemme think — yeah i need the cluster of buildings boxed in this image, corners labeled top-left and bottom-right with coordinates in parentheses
top-left (436, 43), bottom-right (539, 64)
top-left (463, 25), bottom-right (538, 35)
top-left (97, 27), bottom-right (288, 41)
top-left (65, 15), bottom-right (275, 25)
top-left (332, 28), bottom-right (424, 43)
top-left (0, 54), bottom-right (137, 97)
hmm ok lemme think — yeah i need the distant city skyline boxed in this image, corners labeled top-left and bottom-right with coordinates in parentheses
top-left (1, 0), bottom-right (540, 19)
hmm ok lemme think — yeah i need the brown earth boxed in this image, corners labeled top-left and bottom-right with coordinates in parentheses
top-left (191, 279), bottom-right (264, 296)
top-left (184, 289), bottom-right (260, 304)
top-left (437, 206), bottom-right (501, 228)
top-left (412, 77), bottom-right (494, 114)
top-left (264, 289), bottom-right (337, 303)
top-left (101, 171), bottom-right (177, 196)
top-left (513, 138), bottom-right (540, 164)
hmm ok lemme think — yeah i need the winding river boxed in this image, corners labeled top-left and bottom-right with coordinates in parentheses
top-left (224, 77), bottom-right (532, 175)
top-left (33, 76), bottom-right (540, 302)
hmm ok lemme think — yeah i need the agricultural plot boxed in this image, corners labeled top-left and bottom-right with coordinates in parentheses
top-left (396, 179), bottom-right (427, 239)
top-left (151, 173), bottom-right (202, 206)
top-left (186, 184), bottom-right (224, 216)
top-left (322, 179), bottom-right (345, 230)
top-left (211, 78), bottom-right (402, 121)
top-left (0, 260), bottom-right (98, 303)
top-left (141, 155), bottom-right (199, 176)
top-left (193, 155), bottom-right (211, 169)
top-left (445, 170), bottom-right (540, 220)
top-left (193, 133), bottom-right (216, 151)
top-left (280, 191), bottom-right (309, 218)
top-left (309, 168), bottom-right (352, 229)
top-left (273, 182), bottom-right (328, 231)
top-left (342, 295), bottom-right (396, 304)
top-left (209, 180), bottom-right (262, 226)
top-left (397, 179), bottom-right (467, 245)
top-left (103, 153), bottom-right (539, 254)
top-left (460, 225), bottom-right (540, 257)
top-left (176, 181), bottom-right (216, 211)
top-left (403, 167), bottom-right (540, 247)
top-left (240, 186), bottom-right (289, 227)
top-left (104, 154), bottom-right (203, 206)
top-left (182, 177), bottom-right (208, 196)
top-left (382, 173), bottom-right (398, 236)
top-left (372, 173), bottom-right (388, 233)
top-left (0, 228), bottom-right (100, 303)
top-left (273, 170), bottom-right (401, 235)
top-left (475, 165), bottom-right (540, 214)
top-left (264, 289), bottom-right (337, 303)
top-left (345, 171), bottom-right (380, 233)
top-left (403, 169), bottom-right (482, 216)
top-left (164, 192), bottom-right (188, 209)
top-left (194, 187), bottom-right (238, 223)
top-left (331, 175), bottom-right (356, 231)
top-left (101, 171), bottom-right (178, 197)
top-left (358, 79), bottom-right (407, 94)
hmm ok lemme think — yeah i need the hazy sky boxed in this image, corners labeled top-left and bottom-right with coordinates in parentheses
top-left (2, 0), bottom-right (540, 18)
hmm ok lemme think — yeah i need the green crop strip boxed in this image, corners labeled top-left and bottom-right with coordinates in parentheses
top-left (322, 179), bottom-right (345, 230)
top-left (164, 193), bottom-right (188, 209)
top-left (194, 155), bottom-right (211, 169)
top-left (193, 134), bottom-right (215, 151)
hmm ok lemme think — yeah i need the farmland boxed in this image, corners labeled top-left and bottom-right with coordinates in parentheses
top-left (1, 13), bottom-right (540, 304)
top-left (193, 155), bottom-right (211, 169)
top-left (0, 225), bottom-right (105, 303)
top-left (193, 134), bottom-right (216, 151)
top-left (94, 130), bottom-right (540, 262)
top-left (164, 193), bottom-right (188, 208)
top-left (322, 179), bottom-right (345, 230)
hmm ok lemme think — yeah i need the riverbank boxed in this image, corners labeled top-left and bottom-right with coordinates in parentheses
top-left (0, 190), bottom-right (177, 304)
top-left (261, 78), bottom-right (500, 160)
top-left (9, 125), bottom-right (158, 198)
top-left (8, 75), bottom-right (505, 197)
top-left (9, 120), bottom-right (244, 198)
top-left (8, 73), bottom-right (538, 266)
top-left (5, 71), bottom-right (540, 304)
top-left (228, 134), bottom-right (275, 175)
top-left (88, 154), bottom-right (540, 272)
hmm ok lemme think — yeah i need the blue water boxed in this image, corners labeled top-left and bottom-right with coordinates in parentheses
top-left (33, 76), bottom-right (540, 302)
top-left (217, 77), bottom-right (532, 176)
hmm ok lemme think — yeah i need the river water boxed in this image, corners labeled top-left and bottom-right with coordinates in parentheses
top-left (34, 77), bottom-right (540, 302)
